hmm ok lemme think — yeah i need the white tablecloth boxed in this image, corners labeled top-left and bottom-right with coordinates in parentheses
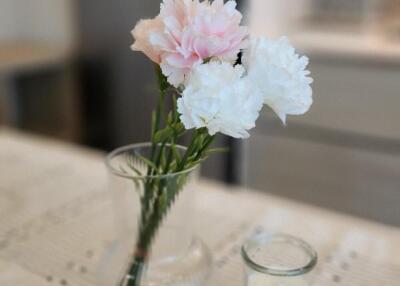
top-left (1, 129), bottom-right (400, 285)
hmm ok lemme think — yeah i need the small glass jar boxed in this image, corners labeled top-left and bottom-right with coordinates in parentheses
top-left (241, 233), bottom-right (317, 286)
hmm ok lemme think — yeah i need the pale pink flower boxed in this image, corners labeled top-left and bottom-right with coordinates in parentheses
top-left (131, 18), bottom-right (165, 63)
top-left (131, 0), bottom-right (248, 87)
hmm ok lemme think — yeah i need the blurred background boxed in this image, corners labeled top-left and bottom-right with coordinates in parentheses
top-left (0, 0), bottom-right (399, 225)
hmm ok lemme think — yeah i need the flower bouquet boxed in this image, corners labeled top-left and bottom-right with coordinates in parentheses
top-left (112, 0), bottom-right (313, 285)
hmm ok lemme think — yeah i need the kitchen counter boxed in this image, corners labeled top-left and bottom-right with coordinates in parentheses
top-left (0, 42), bottom-right (71, 75)
top-left (291, 30), bottom-right (400, 65)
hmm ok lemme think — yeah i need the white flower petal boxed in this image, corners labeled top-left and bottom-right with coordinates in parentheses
top-left (178, 62), bottom-right (263, 138)
top-left (243, 37), bottom-right (313, 123)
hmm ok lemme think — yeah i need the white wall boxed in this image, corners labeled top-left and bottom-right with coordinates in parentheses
top-left (0, 0), bottom-right (17, 40)
top-left (246, 0), bottom-right (311, 37)
top-left (0, 0), bottom-right (76, 49)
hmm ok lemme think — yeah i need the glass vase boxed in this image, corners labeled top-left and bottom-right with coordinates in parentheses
top-left (241, 233), bottom-right (317, 286)
top-left (100, 143), bottom-right (213, 286)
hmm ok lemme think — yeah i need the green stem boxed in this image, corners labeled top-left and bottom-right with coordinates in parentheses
top-left (193, 134), bottom-right (215, 162)
top-left (177, 129), bottom-right (199, 171)
top-left (122, 66), bottom-right (219, 286)
top-left (140, 66), bottom-right (169, 234)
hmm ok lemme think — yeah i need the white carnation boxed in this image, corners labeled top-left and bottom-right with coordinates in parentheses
top-left (243, 37), bottom-right (313, 124)
top-left (177, 62), bottom-right (263, 138)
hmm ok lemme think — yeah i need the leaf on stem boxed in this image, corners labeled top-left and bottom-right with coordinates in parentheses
top-left (171, 144), bottom-right (181, 165)
top-left (154, 123), bottom-right (185, 143)
top-left (126, 154), bottom-right (145, 176)
top-left (136, 154), bottom-right (159, 173)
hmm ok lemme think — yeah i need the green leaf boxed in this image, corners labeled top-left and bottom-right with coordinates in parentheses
top-left (154, 127), bottom-right (174, 143)
top-left (119, 165), bottom-right (142, 195)
top-left (185, 157), bottom-right (207, 169)
top-left (205, 147), bottom-right (229, 155)
top-left (126, 155), bottom-right (144, 176)
top-left (167, 112), bottom-right (174, 125)
top-left (154, 123), bottom-right (185, 143)
top-left (173, 122), bottom-right (185, 135)
top-left (136, 154), bottom-right (158, 172)
top-left (171, 144), bottom-right (181, 164)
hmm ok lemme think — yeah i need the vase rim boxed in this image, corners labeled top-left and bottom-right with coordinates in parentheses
top-left (105, 142), bottom-right (199, 179)
top-left (241, 233), bottom-right (318, 277)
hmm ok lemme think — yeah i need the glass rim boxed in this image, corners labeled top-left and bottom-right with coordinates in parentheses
top-left (105, 142), bottom-right (198, 180)
top-left (241, 233), bottom-right (318, 277)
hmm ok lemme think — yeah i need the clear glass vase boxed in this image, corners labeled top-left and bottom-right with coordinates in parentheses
top-left (241, 233), bottom-right (317, 286)
top-left (100, 143), bottom-right (213, 286)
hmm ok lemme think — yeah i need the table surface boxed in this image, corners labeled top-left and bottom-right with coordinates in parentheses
top-left (1, 128), bottom-right (400, 286)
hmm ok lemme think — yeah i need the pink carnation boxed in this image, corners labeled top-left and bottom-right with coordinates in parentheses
top-left (131, 0), bottom-right (248, 87)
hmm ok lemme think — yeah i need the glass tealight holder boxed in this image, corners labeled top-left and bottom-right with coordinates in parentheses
top-left (241, 233), bottom-right (317, 286)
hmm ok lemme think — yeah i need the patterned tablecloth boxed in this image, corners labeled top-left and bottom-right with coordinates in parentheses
top-left (1, 128), bottom-right (400, 286)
